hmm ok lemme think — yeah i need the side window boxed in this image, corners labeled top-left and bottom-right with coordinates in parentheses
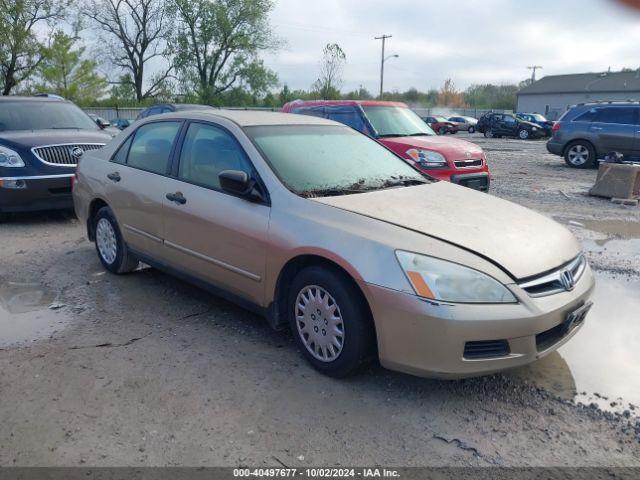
top-left (178, 123), bottom-right (252, 190)
top-left (111, 135), bottom-right (133, 164)
top-left (504, 116), bottom-right (516, 124)
top-left (574, 109), bottom-right (597, 122)
top-left (127, 121), bottom-right (181, 175)
top-left (593, 107), bottom-right (636, 125)
top-left (325, 107), bottom-right (369, 135)
top-left (292, 107), bottom-right (325, 118)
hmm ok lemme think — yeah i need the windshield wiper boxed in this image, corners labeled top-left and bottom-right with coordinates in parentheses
top-left (379, 178), bottom-right (429, 189)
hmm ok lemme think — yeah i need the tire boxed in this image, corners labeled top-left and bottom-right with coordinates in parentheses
top-left (468, 127), bottom-right (475, 134)
top-left (93, 206), bottom-right (139, 274)
top-left (287, 265), bottom-right (375, 378)
top-left (438, 127), bottom-right (447, 135)
top-left (484, 129), bottom-right (494, 138)
top-left (564, 141), bottom-right (596, 169)
top-left (518, 129), bottom-right (530, 140)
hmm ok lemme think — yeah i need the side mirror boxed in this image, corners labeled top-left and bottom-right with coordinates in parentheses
top-left (218, 170), bottom-right (264, 202)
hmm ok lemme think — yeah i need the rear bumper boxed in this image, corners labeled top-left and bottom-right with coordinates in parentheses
top-left (546, 140), bottom-right (564, 156)
top-left (362, 264), bottom-right (595, 379)
top-left (0, 174), bottom-right (74, 213)
top-left (450, 172), bottom-right (490, 192)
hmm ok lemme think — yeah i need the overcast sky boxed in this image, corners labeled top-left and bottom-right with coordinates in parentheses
top-left (263, 0), bottom-right (640, 93)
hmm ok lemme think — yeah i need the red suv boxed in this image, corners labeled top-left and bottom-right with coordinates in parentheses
top-left (282, 100), bottom-right (490, 191)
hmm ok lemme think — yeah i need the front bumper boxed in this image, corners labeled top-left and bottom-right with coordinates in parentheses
top-left (0, 174), bottom-right (74, 213)
top-left (362, 264), bottom-right (595, 379)
top-left (450, 172), bottom-right (490, 192)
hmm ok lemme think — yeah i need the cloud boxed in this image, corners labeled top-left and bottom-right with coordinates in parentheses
top-left (264, 0), bottom-right (640, 92)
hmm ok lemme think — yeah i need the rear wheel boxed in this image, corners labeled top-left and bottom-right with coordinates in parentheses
top-left (94, 206), bottom-right (139, 274)
top-left (564, 141), bottom-right (596, 169)
top-left (288, 266), bottom-right (375, 377)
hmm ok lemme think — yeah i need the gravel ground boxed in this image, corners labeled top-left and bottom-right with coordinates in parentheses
top-left (0, 135), bottom-right (639, 467)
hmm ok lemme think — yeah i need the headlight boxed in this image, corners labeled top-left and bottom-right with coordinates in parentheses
top-left (0, 145), bottom-right (25, 167)
top-left (396, 250), bottom-right (517, 304)
top-left (406, 148), bottom-right (448, 168)
top-left (532, 127), bottom-right (538, 131)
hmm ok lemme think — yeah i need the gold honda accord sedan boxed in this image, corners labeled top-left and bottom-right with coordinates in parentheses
top-left (73, 110), bottom-right (594, 378)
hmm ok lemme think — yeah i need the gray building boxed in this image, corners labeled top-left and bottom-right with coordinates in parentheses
top-left (516, 70), bottom-right (640, 120)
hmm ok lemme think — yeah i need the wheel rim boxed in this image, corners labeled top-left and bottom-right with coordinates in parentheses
top-left (295, 285), bottom-right (344, 362)
top-left (519, 130), bottom-right (529, 139)
top-left (96, 218), bottom-right (118, 265)
top-left (486, 130), bottom-right (493, 138)
top-left (567, 145), bottom-right (589, 165)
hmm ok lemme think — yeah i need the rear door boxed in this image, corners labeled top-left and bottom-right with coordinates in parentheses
top-left (104, 120), bottom-right (182, 256)
top-left (590, 106), bottom-right (638, 155)
top-left (161, 121), bottom-right (270, 306)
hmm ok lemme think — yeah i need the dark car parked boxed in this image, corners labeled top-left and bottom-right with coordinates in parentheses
top-left (136, 103), bottom-right (214, 120)
top-left (110, 118), bottom-right (132, 130)
top-left (547, 102), bottom-right (640, 169)
top-left (476, 112), bottom-right (545, 140)
top-left (516, 113), bottom-right (554, 137)
top-left (0, 96), bottom-right (112, 217)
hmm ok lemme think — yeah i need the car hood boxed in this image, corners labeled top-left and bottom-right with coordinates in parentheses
top-left (0, 129), bottom-right (112, 149)
top-left (312, 182), bottom-right (580, 280)
top-left (380, 135), bottom-right (484, 159)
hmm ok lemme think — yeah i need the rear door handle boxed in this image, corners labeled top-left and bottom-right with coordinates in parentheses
top-left (107, 172), bottom-right (121, 182)
top-left (166, 192), bottom-right (187, 205)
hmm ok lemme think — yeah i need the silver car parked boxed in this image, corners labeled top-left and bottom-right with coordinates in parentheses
top-left (73, 110), bottom-right (594, 378)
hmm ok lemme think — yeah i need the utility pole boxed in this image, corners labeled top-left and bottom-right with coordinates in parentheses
top-left (375, 34), bottom-right (392, 99)
top-left (527, 65), bottom-right (543, 83)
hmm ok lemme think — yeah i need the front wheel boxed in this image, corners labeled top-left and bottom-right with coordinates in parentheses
top-left (468, 126), bottom-right (475, 134)
top-left (484, 129), bottom-right (494, 138)
top-left (438, 127), bottom-right (447, 135)
top-left (94, 206), bottom-right (139, 274)
top-left (288, 266), bottom-right (375, 377)
top-left (564, 141), bottom-right (596, 169)
top-left (518, 129), bottom-right (530, 140)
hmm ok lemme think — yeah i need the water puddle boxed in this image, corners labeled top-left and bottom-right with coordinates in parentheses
top-left (509, 273), bottom-right (640, 415)
top-left (0, 279), bottom-right (69, 347)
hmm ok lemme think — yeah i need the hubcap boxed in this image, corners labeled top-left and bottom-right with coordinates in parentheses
top-left (519, 130), bottom-right (529, 139)
top-left (295, 285), bottom-right (344, 362)
top-left (96, 218), bottom-right (118, 265)
top-left (568, 145), bottom-right (589, 165)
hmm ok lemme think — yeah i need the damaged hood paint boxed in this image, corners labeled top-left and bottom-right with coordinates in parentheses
top-left (312, 181), bottom-right (581, 280)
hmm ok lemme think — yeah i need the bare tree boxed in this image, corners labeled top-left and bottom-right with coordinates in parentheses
top-left (172, 0), bottom-right (278, 103)
top-left (0, 0), bottom-right (66, 95)
top-left (85, 0), bottom-right (172, 101)
top-left (312, 43), bottom-right (346, 100)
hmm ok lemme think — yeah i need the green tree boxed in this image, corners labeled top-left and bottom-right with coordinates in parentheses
top-left (172, 0), bottom-right (278, 104)
top-left (312, 43), bottom-right (345, 100)
top-left (0, 0), bottom-right (67, 95)
top-left (35, 31), bottom-right (107, 104)
top-left (85, 0), bottom-right (174, 102)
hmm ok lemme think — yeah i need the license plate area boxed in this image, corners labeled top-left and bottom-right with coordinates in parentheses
top-left (563, 301), bottom-right (593, 335)
top-left (536, 301), bottom-right (592, 352)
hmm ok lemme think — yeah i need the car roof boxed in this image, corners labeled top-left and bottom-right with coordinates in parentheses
top-left (148, 109), bottom-right (340, 127)
top-left (0, 96), bottom-right (66, 103)
top-left (282, 99), bottom-right (408, 110)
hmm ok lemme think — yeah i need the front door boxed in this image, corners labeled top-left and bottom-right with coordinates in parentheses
top-left (101, 120), bottom-right (182, 256)
top-left (161, 121), bottom-right (270, 306)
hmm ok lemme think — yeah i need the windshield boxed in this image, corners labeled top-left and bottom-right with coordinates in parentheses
top-left (246, 125), bottom-right (431, 197)
top-left (434, 116), bottom-right (448, 122)
top-left (0, 101), bottom-right (99, 132)
top-left (361, 106), bottom-right (435, 137)
top-left (531, 113), bottom-right (547, 121)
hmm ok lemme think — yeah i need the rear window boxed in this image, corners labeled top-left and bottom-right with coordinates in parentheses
top-left (126, 121), bottom-right (181, 175)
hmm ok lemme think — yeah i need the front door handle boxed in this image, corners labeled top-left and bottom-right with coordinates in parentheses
top-left (107, 172), bottom-right (121, 182)
top-left (166, 192), bottom-right (187, 205)
top-left (590, 126), bottom-right (603, 131)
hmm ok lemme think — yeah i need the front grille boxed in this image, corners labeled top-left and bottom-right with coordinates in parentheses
top-left (32, 143), bottom-right (104, 166)
top-left (463, 340), bottom-right (510, 359)
top-left (519, 255), bottom-right (586, 298)
top-left (454, 159), bottom-right (483, 168)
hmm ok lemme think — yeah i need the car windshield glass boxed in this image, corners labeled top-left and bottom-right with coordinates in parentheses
top-left (361, 106), bottom-right (435, 137)
top-left (246, 125), bottom-right (431, 197)
top-left (0, 101), bottom-right (99, 131)
top-left (531, 114), bottom-right (547, 121)
top-left (434, 116), bottom-right (448, 122)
